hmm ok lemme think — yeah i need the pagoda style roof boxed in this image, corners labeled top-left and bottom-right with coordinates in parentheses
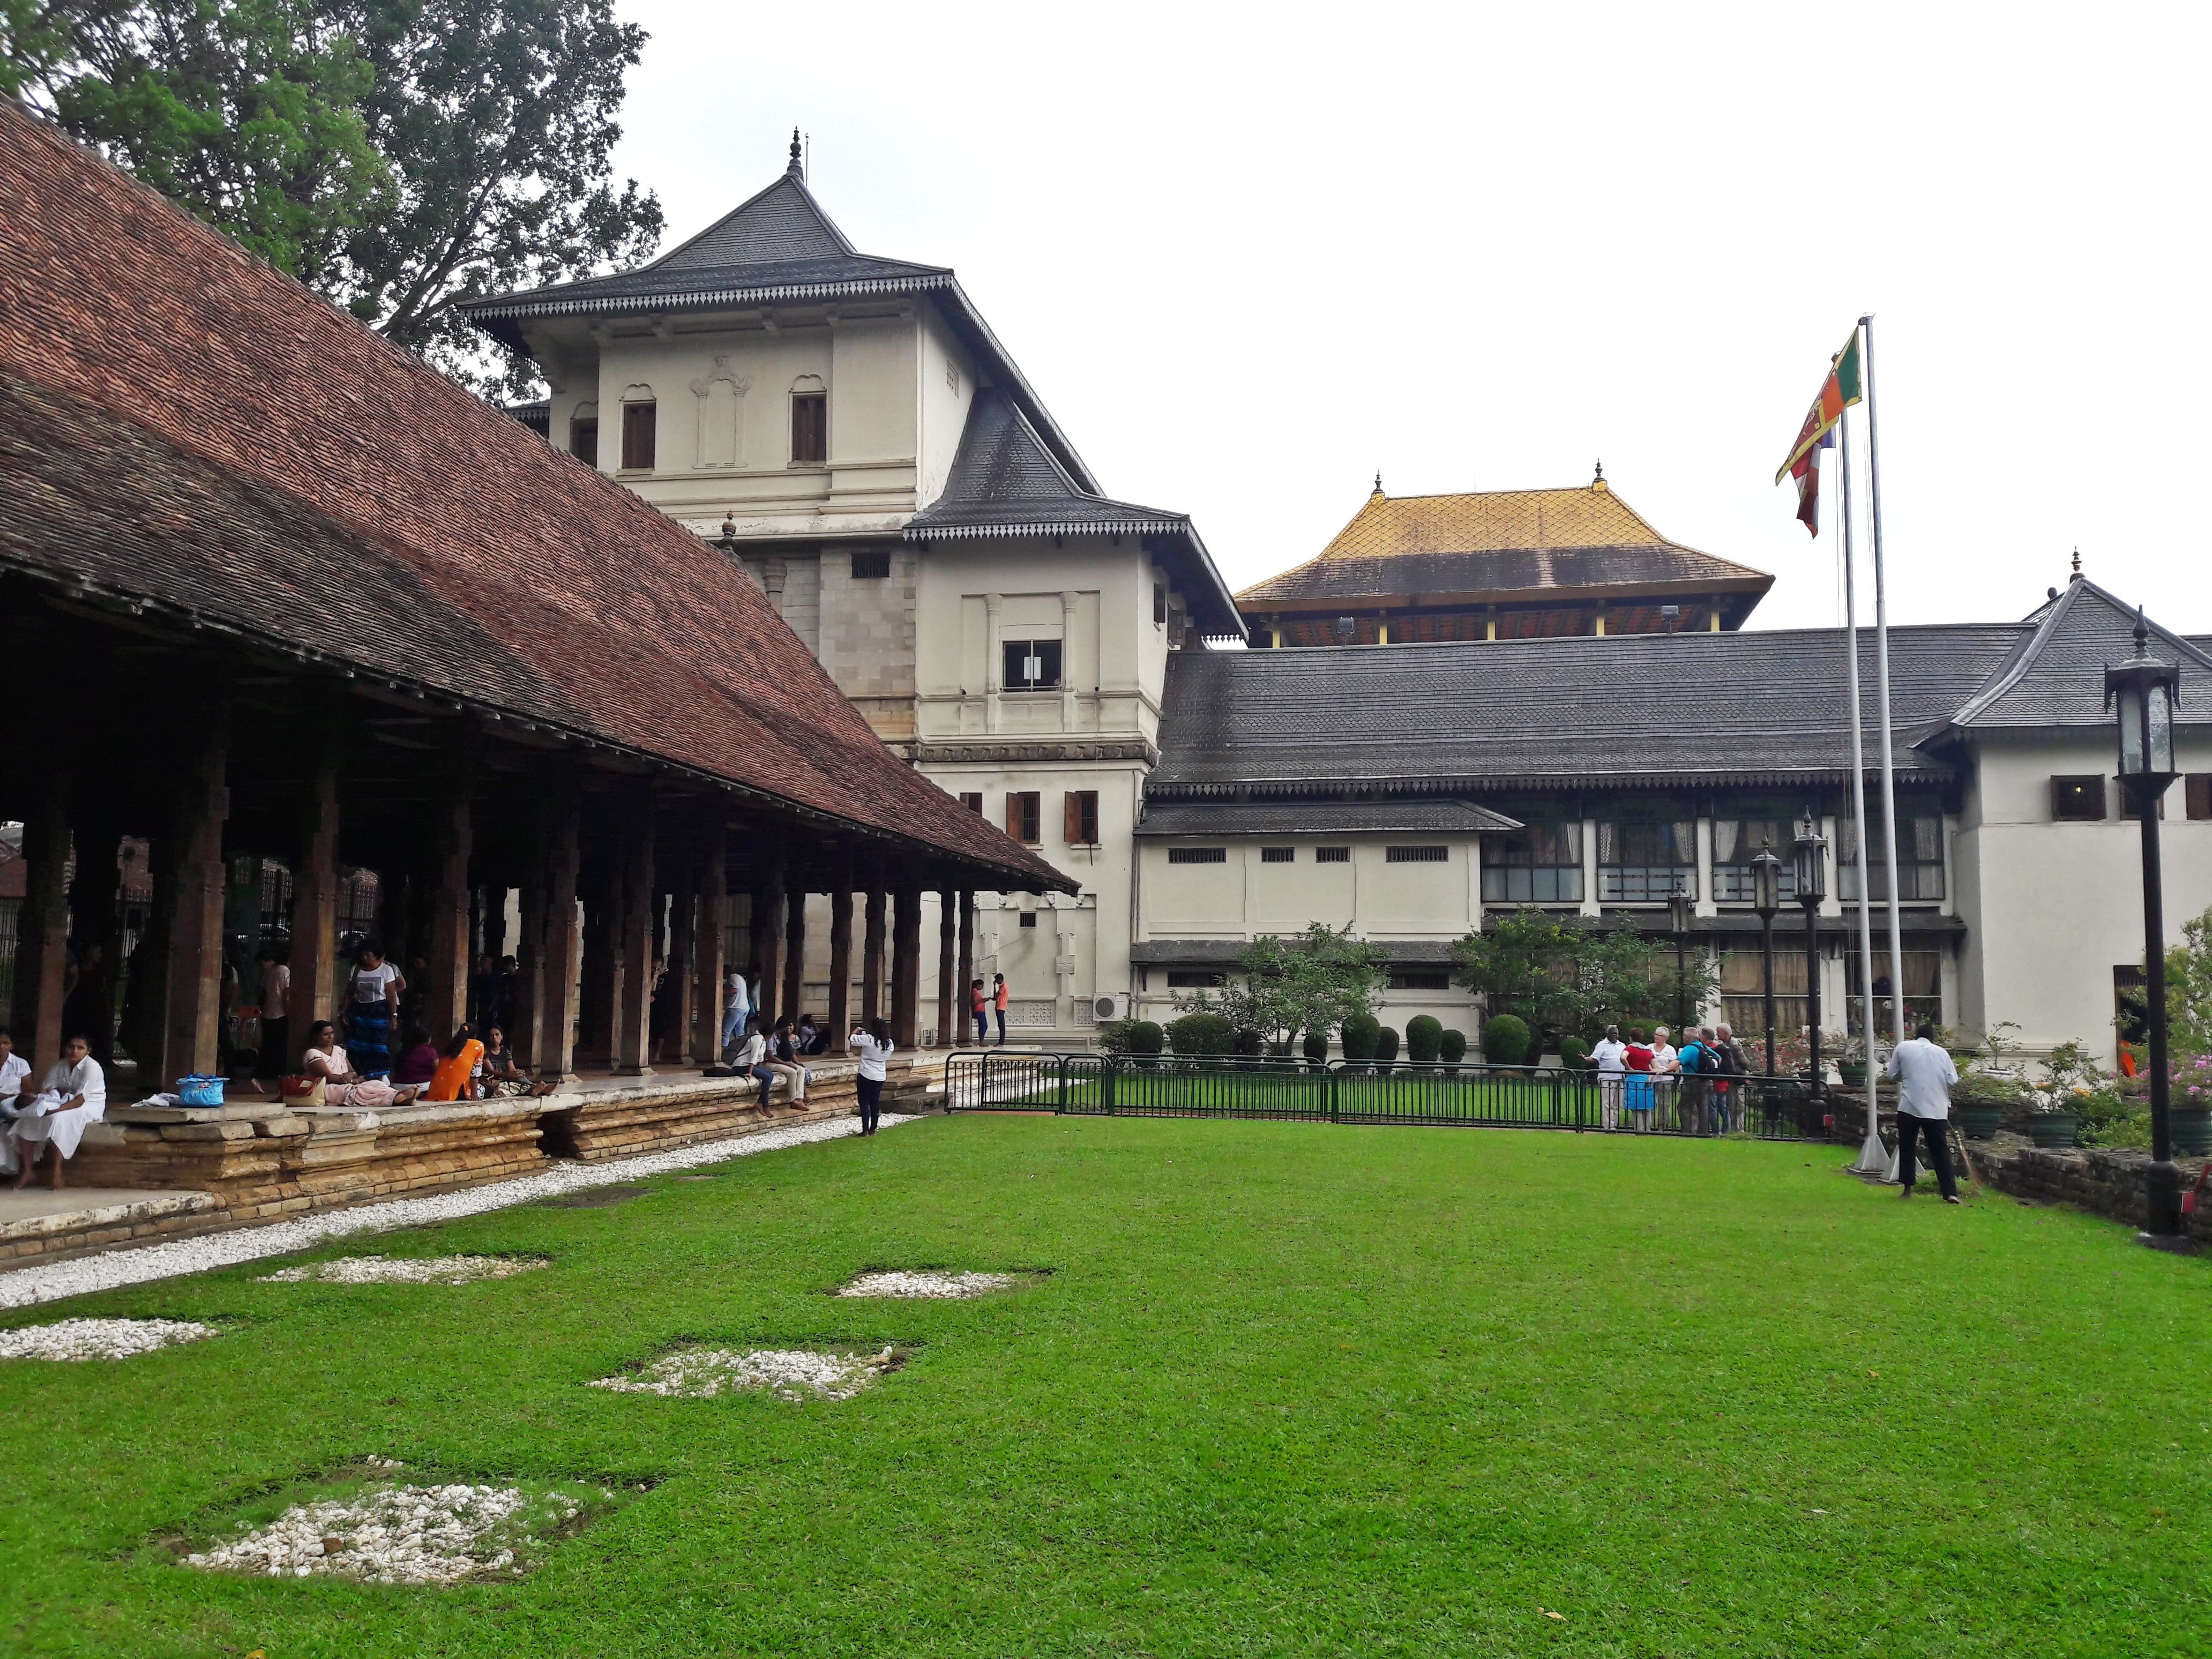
top-left (906, 390), bottom-right (1243, 638)
top-left (1236, 477), bottom-right (1773, 619)
top-left (1942, 577), bottom-right (2212, 732)
top-left (458, 143), bottom-right (1101, 495)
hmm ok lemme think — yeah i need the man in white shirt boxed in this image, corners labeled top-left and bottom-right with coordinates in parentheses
top-left (0, 1027), bottom-right (28, 1176)
top-left (1885, 1022), bottom-right (1962, 1203)
top-left (1590, 1025), bottom-right (1627, 1130)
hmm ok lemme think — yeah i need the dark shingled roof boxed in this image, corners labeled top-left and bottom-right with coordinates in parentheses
top-left (457, 158), bottom-right (1102, 495)
top-left (906, 390), bottom-right (1242, 637)
top-left (1149, 624), bottom-right (2035, 794)
top-left (1135, 801), bottom-right (1521, 836)
top-left (0, 102), bottom-right (1067, 892)
top-left (1944, 578), bottom-right (2212, 731)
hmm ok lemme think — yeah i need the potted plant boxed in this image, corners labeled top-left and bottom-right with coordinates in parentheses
top-left (1838, 1034), bottom-right (1869, 1090)
top-left (1950, 1071), bottom-right (2017, 1141)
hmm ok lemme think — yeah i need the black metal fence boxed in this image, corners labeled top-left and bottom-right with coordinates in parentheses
top-left (944, 1051), bottom-right (1830, 1140)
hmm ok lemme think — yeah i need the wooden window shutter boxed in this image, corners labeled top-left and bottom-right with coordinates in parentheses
top-left (2188, 774), bottom-right (2212, 821)
top-left (1006, 794), bottom-right (1023, 840)
top-left (621, 402), bottom-right (656, 471)
top-left (792, 393), bottom-right (827, 464)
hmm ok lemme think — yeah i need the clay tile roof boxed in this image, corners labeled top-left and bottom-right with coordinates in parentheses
top-left (0, 102), bottom-right (1067, 893)
top-left (1236, 481), bottom-right (1773, 612)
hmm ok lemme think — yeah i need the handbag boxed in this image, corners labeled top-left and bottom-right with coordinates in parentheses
top-left (177, 1074), bottom-right (227, 1108)
top-left (280, 1074), bottom-right (326, 1107)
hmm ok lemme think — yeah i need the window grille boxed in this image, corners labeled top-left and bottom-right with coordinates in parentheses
top-left (1168, 847), bottom-right (1227, 865)
top-left (1316, 847), bottom-right (1350, 864)
top-left (1261, 847), bottom-right (1294, 864)
top-left (1386, 846), bottom-right (1447, 863)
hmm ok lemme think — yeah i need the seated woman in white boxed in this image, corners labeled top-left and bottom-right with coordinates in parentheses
top-left (297, 1021), bottom-right (420, 1109)
top-left (0, 1026), bottom-right (31, 1177)
top-left (11, 1033), bottom-right (106, 1191)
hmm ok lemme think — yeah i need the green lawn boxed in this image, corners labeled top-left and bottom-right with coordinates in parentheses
top-left (3, 1116), bottom-right (2207, 1657)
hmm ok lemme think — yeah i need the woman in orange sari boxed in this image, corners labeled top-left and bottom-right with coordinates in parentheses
top-left (425, 1025), bottom-right (485, 1103)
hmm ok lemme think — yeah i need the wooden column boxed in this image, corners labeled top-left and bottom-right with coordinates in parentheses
top-left (12, 784), bottom-right (73, 1070)
top-left (692, 823), bottom-right (728, 1063)
top-left (289, 729), bottom-right (342, 1028)
top-left (155, 714), bottom-right (230, 1087)
top-left (751, 843), bottom-right (784, 1032)
top-left (890, 882), bottom-right (922, 1049)
top-left (861, 880), bottom-right (886, 1027)
top-left (425, 775), bottom-right (473, 1042)
top-left (936, 887), bottom-right (956, 1049)
top-left (668, 819), bottom-right (696, 1066)
top-left (614, 795), bottom-right (656, 1075)
top-left (535, 792), bottom-right (582, 1081)
top-left (577, 847), bottom-right (616, 1065)
top-left (827, 851), bottom-right (854, 1042)
top-left (956, 891), bottom-right (974, 1042)
top-left (781, 864), bottom-right (806, 1024)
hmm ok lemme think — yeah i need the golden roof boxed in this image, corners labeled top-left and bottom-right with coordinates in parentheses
top-left (1236, 476), bottom-right (1772, 612)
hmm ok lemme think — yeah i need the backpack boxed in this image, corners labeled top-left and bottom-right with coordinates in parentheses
top-left (1699, 1042), bottom-right (1727, 1075)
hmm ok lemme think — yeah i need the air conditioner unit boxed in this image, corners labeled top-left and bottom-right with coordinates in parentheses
top-left (1091, 992), bottom-right (1130, 1022)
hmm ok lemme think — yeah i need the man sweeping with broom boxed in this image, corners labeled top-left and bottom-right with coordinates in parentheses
top-left (1886, 1022), bottom-right (1963, 1204)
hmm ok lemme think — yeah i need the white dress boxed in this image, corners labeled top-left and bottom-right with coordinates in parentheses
top-left (13, 1055), bottom-right (108, 1160)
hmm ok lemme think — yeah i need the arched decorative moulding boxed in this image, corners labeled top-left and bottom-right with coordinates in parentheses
top-left (690, 355), bottom-right (749, 469)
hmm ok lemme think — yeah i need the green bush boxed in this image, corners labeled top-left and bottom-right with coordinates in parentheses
top-left (1439, 1028), bottom-right (1468, 1065)
top-left (1558, 1034), bottom-right (1589, 1071)
top-left (1482, 1014), bottom-right (1531, 1066)
top-left (1302, 1028), bottom-right (1331, 1065)
top-left (1166, 1012), bottom-right (1235, 1057)
top-left (1234, 1027), bottom-right (1265, 1057)
top-left (1096, 1019), bottom-right (1135, 1056)
top-left (1339, 1012), bottom-right (1381, 1062)
top-left (1124, 1020), bottom-right (1164, 1057)
top-left (1374, 1026), bottom-right (1400, 1066)
top-left (1406, 1015), bottom-right (1444, 1063)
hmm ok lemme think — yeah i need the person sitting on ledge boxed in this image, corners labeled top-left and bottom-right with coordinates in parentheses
top-left (10, 1033), bottom-right (107, 1191)
top-left (298, 1021), bottom-right (419, 1108)
top-left (768, 1016), bottom-right (812, 1109)
top-left (389, 1026), bottom-right (440, 1090)
top-left (424, 1024), bottom-right (484, 1103)
top-left (733, 1017), bottom-right (775, 1111)
top-left (0, 1027), bottom-right (28, 1177)
top-left (475, 1025), bottom-right (556, 1098)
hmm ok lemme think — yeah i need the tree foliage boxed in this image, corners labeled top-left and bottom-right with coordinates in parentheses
top-left (1169, 923), bottom-right (1387, 1051)
top-left (1451, 908), bottom-right (1720, 1041)
top-left (11, 0), bottom-right (661, 394)
top-left (2162, 906), bottom-right (2212, 1058)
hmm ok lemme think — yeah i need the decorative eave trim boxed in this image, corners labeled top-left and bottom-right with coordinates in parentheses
top-left (913, 739), bottom-right (1160, 767)
top-left (464, 271), bottom-right (955, 322)
top-left (904, 518), bottom-right (1191, 542)
top-left (1144, 766), bottom-right (1957, 799)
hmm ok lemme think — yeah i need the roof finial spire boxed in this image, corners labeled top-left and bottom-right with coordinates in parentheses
top-left (788, 127), bottom-right (804, 177)
top-left (1372, 471), bottom-right (1383, 497)
top-left (2071, 547), bottom-right (2082, 581)
top-left (1594, 457), bottom-right (1603, 482)
top-left (2134, 604), bottom-right (2151, 654)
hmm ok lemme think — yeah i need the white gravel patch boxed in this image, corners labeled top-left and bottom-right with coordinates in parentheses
top-left (0, 1316), bottom-right (219, 1362)
top-left (838, 1269), bottom-right (1016, 1299)
top-left (590, 1344), bottom-right (896, 1400)
top-left (258, 1255), bottom-right (548, 1286)
top-left (184, 1481), bottom-right (596, 1585)
top-left (0, 1112), bottom-right (917, 1311)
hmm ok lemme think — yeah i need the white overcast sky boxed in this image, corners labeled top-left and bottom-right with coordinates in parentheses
top-left (609, 1), bottom-right (2206, 634)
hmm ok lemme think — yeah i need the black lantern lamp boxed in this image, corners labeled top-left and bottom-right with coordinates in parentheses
top-left (2105, 611), bottom-right (2185, 1245)
top-left (1751, 850), bottom-right (1784, 1076)
top-left (1668, 884), bottom-right (1694, 1030)
top-left (1793, 812), bottom-right (1828, 1100)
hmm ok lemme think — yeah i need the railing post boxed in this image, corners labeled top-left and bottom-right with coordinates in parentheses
top-left (1056, 1054), bottom-right (1068, 1115)
top-left (1102, 1058), bottom-right (1116, 1115)
top-left (1327, 1064), bottom-right (1339, 1124)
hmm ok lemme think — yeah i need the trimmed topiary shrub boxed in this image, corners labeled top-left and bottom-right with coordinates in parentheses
top-left (1234, 1027), bottom-right (1265, 1058)
top-left (1302, 1028), bottom-right (1331, 1065)
top-left (1482, 1013), bottom-right (1531, 1066)
top-left (1558, 1034), bottom-right (1589, 1071)
top-left (1406, 1015), bottom-right (1444, 1064)
top-left (1374, 1026), bottom-right (1400, 1067)
top-left (1166, 1012), bottom-right (1234, 1057)
top-left (1124, 1020), bottom-right (1164, 1058)
top-left (1339, 1012), bottom-right (1381, 1062)
top-left (1439, 1028), bottom-right (1468, 1065)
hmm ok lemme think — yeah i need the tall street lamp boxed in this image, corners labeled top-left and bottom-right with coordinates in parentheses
top-left (1668, 883), bottom-right (1694, 1032)
top-left (1752, 849), bottom-right (1783, 1076)
top-left (1793, 813), bottom-right (1829, 1103)
top-left (2105, 612), bottom-right (2185, 1246)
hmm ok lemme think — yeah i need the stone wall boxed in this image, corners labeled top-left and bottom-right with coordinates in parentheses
top-left (1969, 1138), bottom-right (2212, 1243)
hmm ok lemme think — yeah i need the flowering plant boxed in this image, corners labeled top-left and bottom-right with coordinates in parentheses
top-left (2172, 1052), bottom-right (2212, 1107)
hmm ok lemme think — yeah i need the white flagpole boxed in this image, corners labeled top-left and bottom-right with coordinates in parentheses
top-left (1861, 313), bottom-right (1910, 1056)
top-left (1837, 363), bottom-right (1889, 1178)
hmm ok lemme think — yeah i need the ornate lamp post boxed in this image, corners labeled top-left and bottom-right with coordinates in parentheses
top-left (1751, 850), bottom-right (1783, 1076)
top-left (2105, 612), bottom-right (2185, 1246)
top-left (1793, 813), bottom-right (1829, 1102)
top-left (1668, 883), bottom-right (1694, 1032)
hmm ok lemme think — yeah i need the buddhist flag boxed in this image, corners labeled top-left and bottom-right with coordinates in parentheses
top-left (1775, 329), bottom-right (1864, 485)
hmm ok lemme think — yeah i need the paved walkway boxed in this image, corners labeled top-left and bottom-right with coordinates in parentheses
top-left (0, 1112), bottom-right (916, 1312)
